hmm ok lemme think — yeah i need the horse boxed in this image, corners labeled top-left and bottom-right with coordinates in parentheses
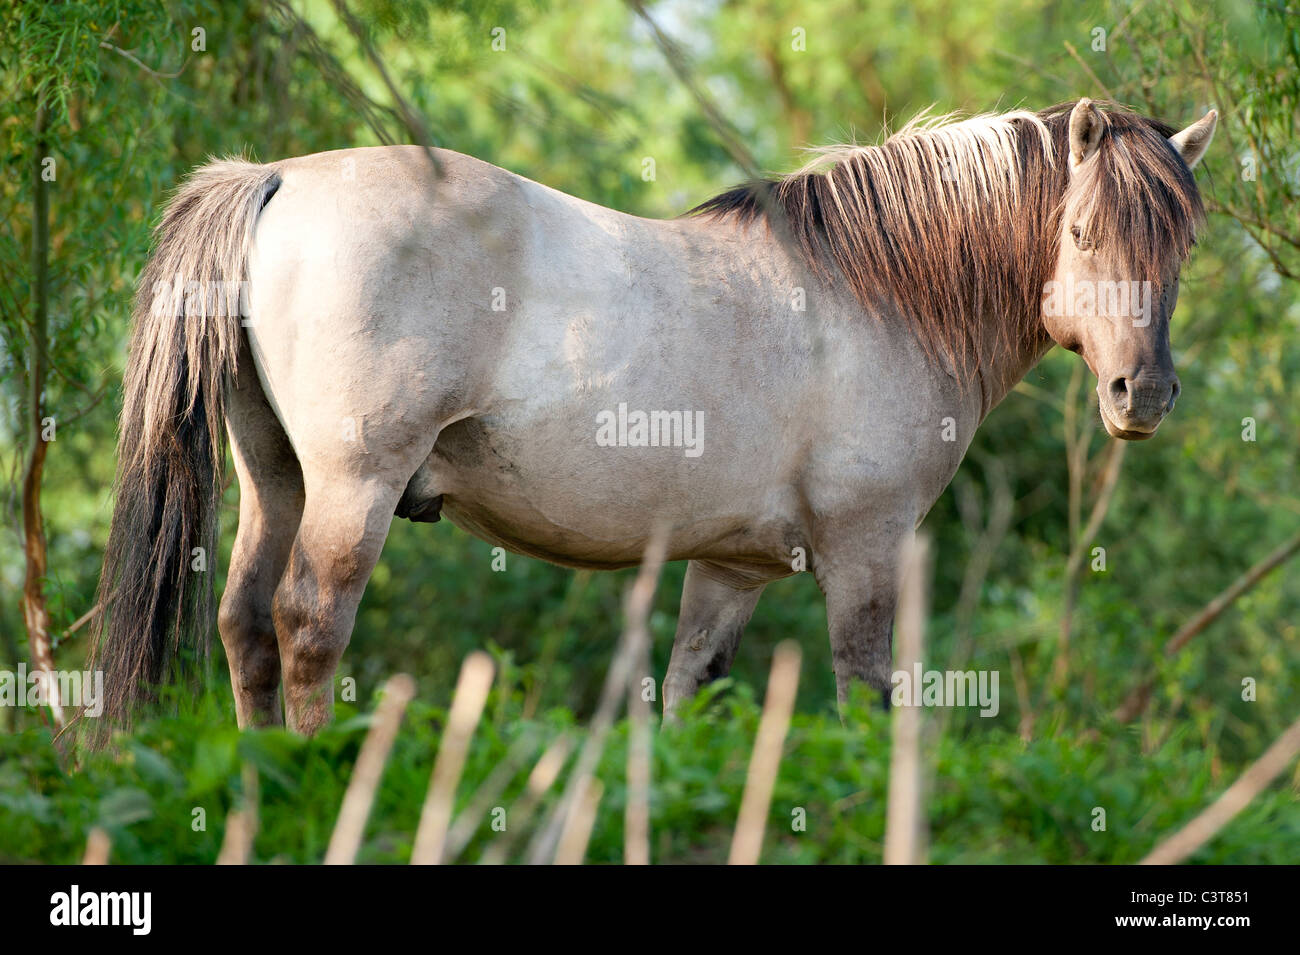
top-left (91, 98), bottom-right (1216, 734)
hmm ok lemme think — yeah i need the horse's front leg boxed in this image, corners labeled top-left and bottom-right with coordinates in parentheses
top-left (813, 521), bottom-right (909, 713)
top-left (662, 561), bottom-right (766, 717)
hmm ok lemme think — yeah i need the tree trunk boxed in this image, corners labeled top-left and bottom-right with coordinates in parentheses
top-left (0, 588), bottom-right (20, 732)
top-left (21, 98), bottom-right (63, 729)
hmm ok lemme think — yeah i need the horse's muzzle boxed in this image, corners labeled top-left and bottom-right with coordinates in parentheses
top-left (1100, 372), bottom-right (1180, 439)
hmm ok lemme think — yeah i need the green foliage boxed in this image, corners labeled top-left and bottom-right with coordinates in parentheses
top-left (1, 675), bottom-right (1295, 864)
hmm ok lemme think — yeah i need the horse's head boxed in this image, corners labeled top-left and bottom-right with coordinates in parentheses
top-left (1042, 99), bottom-right (1216, 440)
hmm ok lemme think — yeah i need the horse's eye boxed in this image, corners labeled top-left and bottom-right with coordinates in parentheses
top-left (1070, 226), bottom-right (1093, 251)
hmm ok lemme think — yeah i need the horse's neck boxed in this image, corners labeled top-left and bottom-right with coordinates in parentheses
top-left (969, 299), bottom-right (1055, 421)
top-left (969, 187), bottom-right (1059, 419)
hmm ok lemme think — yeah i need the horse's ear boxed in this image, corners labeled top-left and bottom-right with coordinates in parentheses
top-left (1169, 109), bottom-right (1218, 170)
top-left (1068, 98), bottom-right (1105, 172)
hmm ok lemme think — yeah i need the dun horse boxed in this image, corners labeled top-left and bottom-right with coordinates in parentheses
top-left (92, 99), bottom-right (1216, 733)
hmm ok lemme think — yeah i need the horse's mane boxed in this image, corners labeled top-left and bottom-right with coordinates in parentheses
top-left (691, 102), bottom-right (1206, 378)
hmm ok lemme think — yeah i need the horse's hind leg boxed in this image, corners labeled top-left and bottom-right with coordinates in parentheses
top-left (273, 476), bottom-right (402, 735)
top-left (662, 561), bottom-right (766, 717)
top-left (218, 358), bottom-right (304, 728)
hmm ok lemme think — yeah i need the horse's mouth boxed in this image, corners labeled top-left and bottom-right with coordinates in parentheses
top-left (1099, 402), bottom-right (1159, 441)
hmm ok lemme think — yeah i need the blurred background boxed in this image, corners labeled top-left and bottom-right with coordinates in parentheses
top-left (0, 0), bottom-right (1296, 863)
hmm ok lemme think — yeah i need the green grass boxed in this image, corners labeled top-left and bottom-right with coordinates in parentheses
top-left (2, 674), bottom-right (1295, 865)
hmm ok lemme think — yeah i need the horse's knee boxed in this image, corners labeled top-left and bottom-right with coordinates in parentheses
top-left (666, 625), bottom-right (741, 684)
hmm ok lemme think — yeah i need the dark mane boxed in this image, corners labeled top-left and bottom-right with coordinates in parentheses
top-left (690, 102), bottom-right (1206, 379)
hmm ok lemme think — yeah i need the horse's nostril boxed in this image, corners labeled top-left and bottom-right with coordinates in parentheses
top-left (1108, 376), bottom-right (1131, 411)
top-left (1111, 374), bottom-right (1179, 422)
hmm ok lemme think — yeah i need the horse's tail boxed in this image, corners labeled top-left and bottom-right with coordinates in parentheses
top-left (91, 158), bottom-right (281, 729)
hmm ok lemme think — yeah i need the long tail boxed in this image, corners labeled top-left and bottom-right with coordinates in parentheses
top-left (91, 158), bottom-right (281, 727)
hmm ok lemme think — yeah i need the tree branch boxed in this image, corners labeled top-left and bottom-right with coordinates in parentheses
top-left (99, 41), bottom-right (188, 80)
top-left (1140, 714), bottom-right (1300, 864)
top-left (1114, 526), bottom-right (1300, 722)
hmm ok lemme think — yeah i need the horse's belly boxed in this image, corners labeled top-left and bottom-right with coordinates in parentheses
top-left (436, 496), bottom-right (648, 569)
top-left (416, 412), bottom-right (800, 571)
